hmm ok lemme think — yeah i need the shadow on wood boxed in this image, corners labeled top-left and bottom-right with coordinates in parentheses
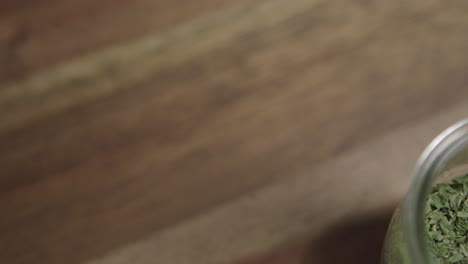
top-left (305, 207), bottom-right (395, 264)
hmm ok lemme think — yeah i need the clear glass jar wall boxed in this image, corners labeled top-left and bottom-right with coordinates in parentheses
top-left (382, 120), bottom-right (468, 264)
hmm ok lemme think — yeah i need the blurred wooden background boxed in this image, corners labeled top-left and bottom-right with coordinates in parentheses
top-left (2, 0), bottom-right (468, 263)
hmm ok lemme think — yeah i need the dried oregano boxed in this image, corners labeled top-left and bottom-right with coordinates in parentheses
top-left (425, 174), bottom-right (468, 263)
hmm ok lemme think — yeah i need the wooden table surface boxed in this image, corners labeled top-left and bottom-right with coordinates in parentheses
top-left (2, 0), bottom-right (468, 263)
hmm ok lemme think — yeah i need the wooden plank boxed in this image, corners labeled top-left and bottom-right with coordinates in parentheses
top-left (0, 0), bottom-right (234, 81)
top-left (85, 101), bottom-right (468, 264)
top-left (3, 0), bottom-right (468, 133)
top-left (2, 1), bottom-right (468, 264)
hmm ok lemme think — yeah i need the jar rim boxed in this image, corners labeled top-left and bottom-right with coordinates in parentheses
top-left (403, 119), bottom-right (468, 264)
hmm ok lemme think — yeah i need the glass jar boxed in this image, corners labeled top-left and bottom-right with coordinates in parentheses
top-left (382, 119), bottom-right (468, 264)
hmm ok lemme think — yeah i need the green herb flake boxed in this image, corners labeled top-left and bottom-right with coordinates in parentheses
top-left (425, 174), bottom-right (468, 264)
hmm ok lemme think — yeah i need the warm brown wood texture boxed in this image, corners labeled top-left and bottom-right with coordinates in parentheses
top-left (86, 104), bottom-right (468, 264)
top-left (2, 0), bottom-right (468, 263)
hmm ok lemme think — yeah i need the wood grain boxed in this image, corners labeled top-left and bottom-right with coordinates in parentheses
top-left (85, 102), bottom-right (468, 264)
top-left (2, 0), bottom-right (468, 263)
top-left (0, 0), bottom-right (236, 82)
